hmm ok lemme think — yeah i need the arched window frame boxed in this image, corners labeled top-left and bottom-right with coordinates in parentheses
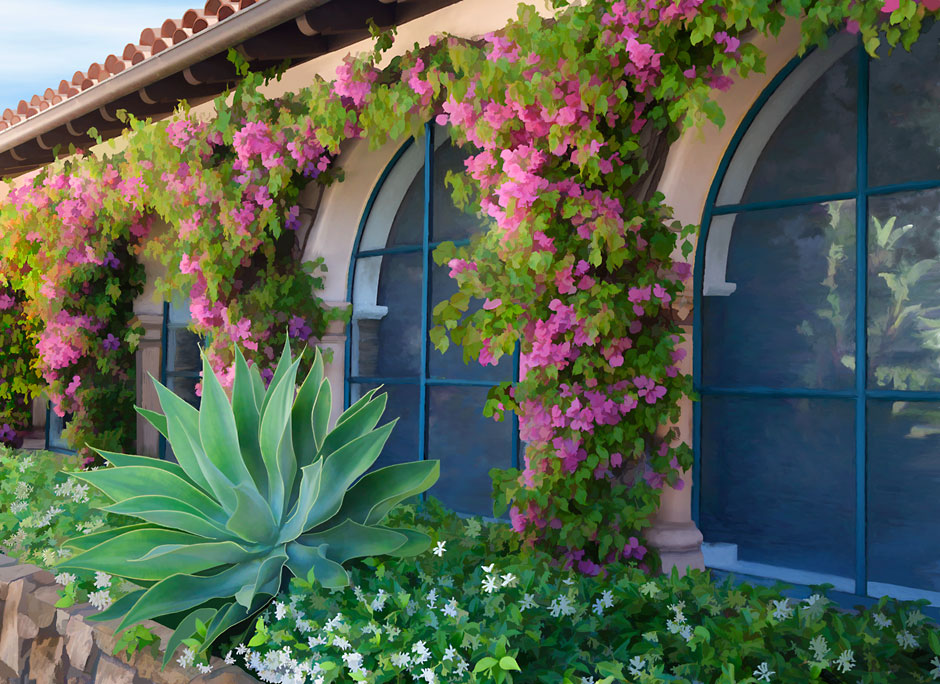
top-left (158, 294), bottom-right (203, 460)
top-left (693, 32), bottom-right (940, 605)
top-left (344, 123), bottom-right (520, 512)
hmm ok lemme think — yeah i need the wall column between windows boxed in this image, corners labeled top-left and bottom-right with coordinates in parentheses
top-left (320, 301), bottom-right (350, 427)
top-left (134, 313), bottom-right (164, 457)
top-left (646, 320), bottom-right (704, 575)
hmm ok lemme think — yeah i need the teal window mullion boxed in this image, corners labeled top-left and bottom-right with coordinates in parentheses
top-left (853, 38), bottom-right (870, 598)
top-left (418, 123), bottom-right (434, 474)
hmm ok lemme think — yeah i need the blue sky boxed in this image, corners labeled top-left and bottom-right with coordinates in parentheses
top-left (0, 0), bottom-right (200, 113)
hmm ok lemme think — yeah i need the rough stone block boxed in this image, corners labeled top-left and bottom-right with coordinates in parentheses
top-left (66, 665), bottom-right (95, 684)
top-left (29, 584), bottom-right (62, 629)
top-left (0, 579), bottom-right (27, 678)
top-left (93, 653), bottom-right (136, 684)
top-left (56, 608), bottom-right (72, 634)
top-left (65, 616), bottom-right (97, 672)
top-left (28, 634), bottom-right (65, 683)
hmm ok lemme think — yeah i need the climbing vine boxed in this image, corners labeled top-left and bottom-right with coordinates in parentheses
top-left (0, 0), bottom-right (935, 563)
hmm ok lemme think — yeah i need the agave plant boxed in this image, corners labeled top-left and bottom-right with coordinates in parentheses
top-left (57, 340), bottom-right (439, 665)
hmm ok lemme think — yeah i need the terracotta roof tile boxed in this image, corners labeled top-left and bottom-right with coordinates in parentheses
top-left (1, 0), bottom-right (255, 127)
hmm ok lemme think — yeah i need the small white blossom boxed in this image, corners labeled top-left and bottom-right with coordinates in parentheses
top-left (433, 541), bottom-right (446, 556)
top-left (482, 575), bottom-right (499, 593)
top-left (600, 590), bottom-right (614, 609)
top-left (391, 652), bottom-right (411, 668)
top-left (307, 635), bottom-right (326, 648)
top-left (454, 660), bottom-right (469, 676)
top-left (804, 594), bottom-right (823, 606)
top-left (17, 456), bottom-right (33, 473)
top-left (371, 589), bottom-right (388, 612)
top-left (771, 599), bottom-right (793, 621)
top-left (176, 647), bottom-right (195, 669)
top-left (9, 501), bottom-right (26, 514)
top-left (592, 598), bottom-right (606, 616)
top-left (520, 593), bottom-right (537, 610)
top-left (14, 482), bottom-right (31, 500)
top-left (835, 649), bottom-right (855, 673)
top-left (295, 618), bottom-right (313, 634)
top-left (897, 629), bottom-right (917, 650)
top-left (274, 601), bottom-right (287, 620)
top-left (873, 612), bottom-right (892, 628)
top-left (562, 577), bottom-right (575, 586)
top-left (385, 624), bottom-right (401, 640)
top-left (353, 586), bottom-right (366, 603)
top-left (678, 624), bottom-right (693, 642)
top-left (753, 662), bottom-right (774, 682)
top-left (196, 663), bottom-right (212, 674)
top-left (324, 613), bottom-right (344, 633)
top-left (549, 595), bottom-right (575, 618)
top-left (88, 590), bottom-right (112, 611)
top-left (442, 598), bottom-right (458, 618)
top-left (581, 677), bottom-right (594, 684)
top-left (426, 588), bottom-right (438, 608)
top-left (332, 635), bottom-right (351, 651)
top-left (421, 667), bottom-right (436, 684)
top-left (809, 635), bottom-right (828, 662)
top-left (481, 563), bottom-right (496, 574)
top-left (55, 572), bottom-right (76, 587)
top-left (501, 573), bottom-right (517, 587)
top-left (94, 572), bottom-right (111, 589)
top-left (443, 646), bottom-right (458, 662)
top-left (627, 656), bottom-right (645, 677)
top-left (224, 651), bottom-right (235, 665)
top-left (236, 644), bottom-right (248, 655)
top-left (342, 652), bottom-right (366, 675)
top-left (929, 656), bottom-right (940, 679)
top-left (412, 640), bottom-right (431, 665)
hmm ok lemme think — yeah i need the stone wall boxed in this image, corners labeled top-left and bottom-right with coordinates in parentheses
top-left (0, 554), bottom-right (259, 684)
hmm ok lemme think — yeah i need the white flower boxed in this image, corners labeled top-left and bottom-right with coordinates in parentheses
top-left (753, 662), bottom-right (774, 682)
top-left (897, 629), bottom-right (917, 649)
top-left (14, 482), bottom-right (31, 500)
top-left (520, 593), bottom-right (537, 610)
top-left (196, 663), bottom-right (212, 674)
top-left (426, 588), bottom-right (438, 608)
top-left (627, 656), bottom-right (645, 677)
top-left (433, 541), bottom-right (446, 556)
top-left (592, 598), bottom-right (605, 616)
top-left (88, 590), bottom-right (112, 611)
top-left (421, 667), bottom-right (436, 684)
top-left (600, 590), bottom-right (614, 609)
top-left (501, 573), bottom-right (517, 587)
top-left (809, 635), bottom-right (828, 662)
top-left (9, 501), bottom-right (26, 514)
top-left (443, 646), bottom-right (457, 662)
top-left (236, 644), bottom-right (248, 655)
top-left (353, 586), bottom-right (366, 603)
top-left (929, 656), bottom-right (940, 679)
top-left (412, 640), bottom-right (431, 665)
top-left (94, 572), bottom-right (111, 589)
top-left (678, 624), bottom-right (693, 642)
top-left (771, 599), bottom-right (792, 621)
top-left (274, 601), bottom-right (287, 620)
top-left (905, 610), bottom-right (927, 627)
top-left (295, 618), bottom-right (313, 633)
top-left (804, 594), bottom-right (823, 606)
top-left (482, 575), bottom-right (499, 593)
top-left (325, 613), bottom-right (344, 632)
top-left (442, 598), bottom-right (458, 618)
top-left (55, 572), bottom-right (76, 587)
top-left (17, 456), bottom-right (33, 473)
top-left (224, 651), bottom-right (235, 665)
top-left (562, 577), bottom-right (575, 586)
top-left (385, 624), bottom-right (401, 640)
top-left (176, 647), bottom-right (195, 669)
top-left (307, 635), bottom-right (326, 648)
top-left (835, 648), bottom-right (855, 673)
top-left (581, 678), bottom-right (594, 684)
top-left (342, 652), bottom-right (365, 675)
top-left (332, 635), bottom-right (351, 651)
top-left (873, 612), bottom-right (892, 628)
top-left (455, 660), bottom-right (469, 676)
top-left (391, 652), bottom-right (411, 668)
top-left (482, 563), bottom-right (496, 574)
top-left (371, 589), bottom-right (388, 612)
top-left (549, 595), bottom-right (575, 618)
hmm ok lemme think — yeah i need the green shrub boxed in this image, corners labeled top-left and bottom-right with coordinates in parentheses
top-left (58, 340), bottom-right (440, 667)
top-left (227, 498), bottom-right (940, 684)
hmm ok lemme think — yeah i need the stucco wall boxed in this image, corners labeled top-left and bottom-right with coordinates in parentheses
top-left (0, 554), bottom-right (255, 684)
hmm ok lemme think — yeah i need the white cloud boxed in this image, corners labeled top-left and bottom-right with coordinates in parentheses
top-left (0, 0), bottom-right (200, 109)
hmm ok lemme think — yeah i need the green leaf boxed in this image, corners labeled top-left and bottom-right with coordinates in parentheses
top-left (499, 656), bottom-right (521, 671)
top-left (101, 495), bottom-right (234, 540)
top-left (285, 541), bottom-right (349, 588)
top-left (161, 607), bottom-right (217, 669)
top-left (134, 407), bottom-right (169, 441)
top-left (291, 347), bottom-right (324, 468)
top-left (298, 519), bottom-right (407, 563)
top-left (232, 346), bottom-right (268, 497)
top-left (474, 657), bottom-right (498, 673)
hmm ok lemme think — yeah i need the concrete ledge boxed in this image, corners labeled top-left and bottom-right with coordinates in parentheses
top-left (0, 554), bottom-right (259, 684)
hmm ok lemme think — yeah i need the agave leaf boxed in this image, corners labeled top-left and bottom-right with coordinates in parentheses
top-left (199, 351), bottom-right (259, 494)
top-left (90, 449), bottom-right (199, 488)
top-left (117, 559), bottom-right (270, 632)
top-left (86, 589), bottom-right (146, 623)
top-left (58, 528), bottom-right (240, 580)
top-left (101, 496), bottom-right (234, 540)
top-left (134, 406), bottom-right (169, 441)
top-left (311, 379), bottom-right (331, 452)
top-left (225, 484), bottom-right (279, 545)
top-left (300, 420), bottom-right (396, 531)
top-left (318, 392), bottom-right (386, 460)
top-left (258, 357), bottom-right (302, 519)
top-left (154, 381), bottom-right (237, 512)
top-left (59, 523), bottom-right (158, 553)
top-left (161, 607), bottom-right (217, 669)
top-left (248, 361), bottom-right (266, 408)
top-left (298, 519), bottom-right (407, 563)
top-left (319, 460), bottom-right (440, 529)
top-left (285, 541), bottom-right (349, 589)
top-left (234, 552), bottom-right (287, 608)
top-left (259, 337), bottom-right (294, 419)
top-left (379, 527), bottom-right (432, 557)
top-left (200, 602), bottom-right (250, 656)
top-left (232, 346), bottom-right (268, 496)
top-left (279, 461), bottom-right (323, 543)
top-left (291, 348), bottom-right (324, 469)
top-left (72, 466), bottom-right (227, 518)
top-left (335, 388), bottom-right (379, 427)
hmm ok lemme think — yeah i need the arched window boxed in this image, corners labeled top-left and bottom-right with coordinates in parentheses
top-left (346, 124), bottom-right (518, 517)
top-left (695, 25), bottom-right (940, 604)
